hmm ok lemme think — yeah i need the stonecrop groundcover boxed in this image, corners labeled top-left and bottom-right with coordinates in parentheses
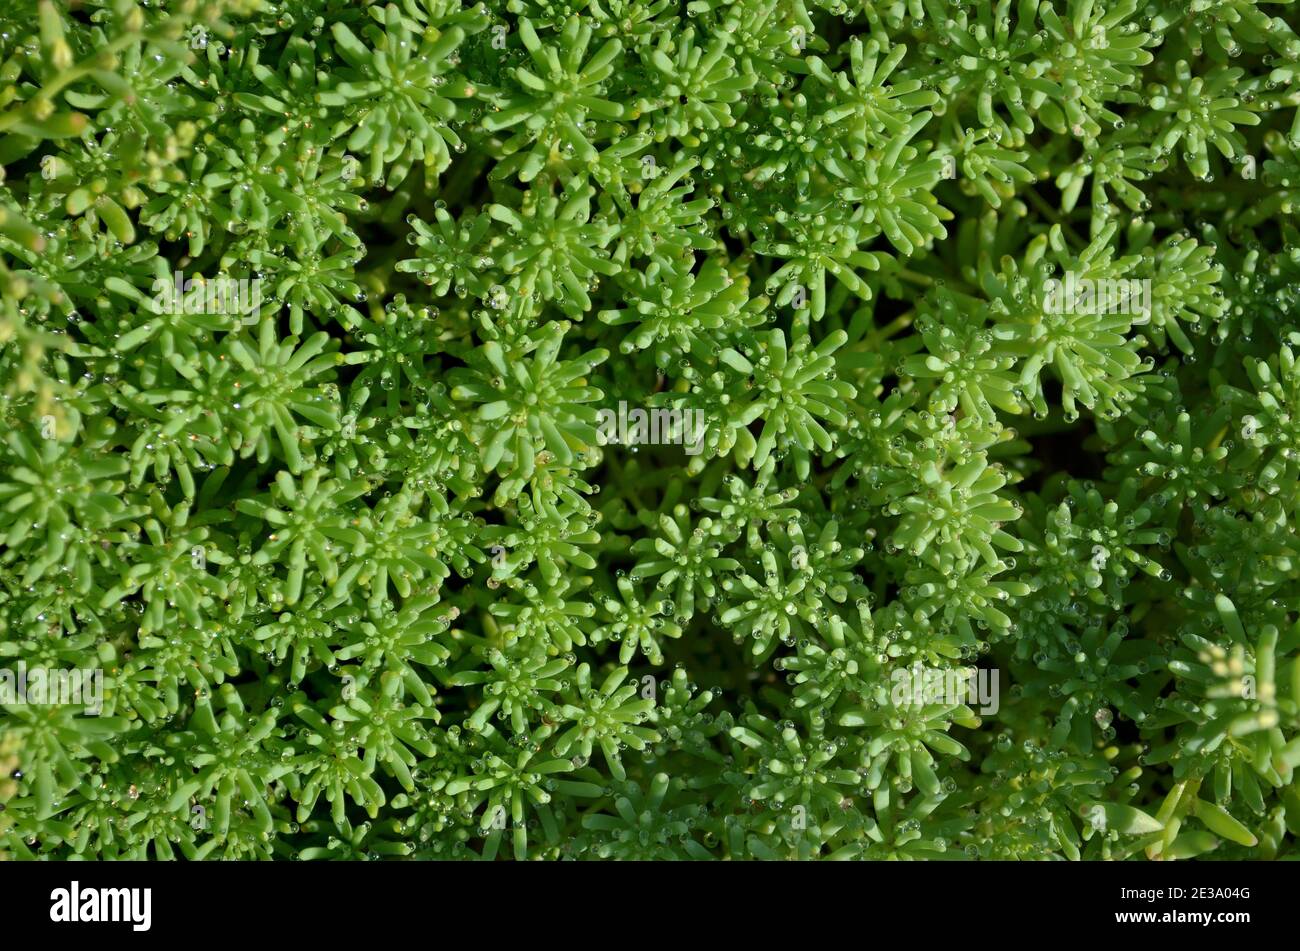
top-left (2, 0), bottom-right (1300, 863)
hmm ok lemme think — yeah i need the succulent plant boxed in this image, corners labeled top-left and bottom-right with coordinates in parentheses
top-left (2, 0), bottom-right (1300, 864)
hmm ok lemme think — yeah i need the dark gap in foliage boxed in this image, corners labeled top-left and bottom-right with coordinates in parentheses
top-left (1018, 423), bottom-right (1106, 494)
top-left (716, 223), bottom-right (750, 267)
top-left (1111, 707), bottom-right (1143, 747)
top-left (817, 11), bottom-right (875, 50)
top-left (1013, 378), bottom-right (1106, 496)
top-left (871, 285), bottom-right (917, 330)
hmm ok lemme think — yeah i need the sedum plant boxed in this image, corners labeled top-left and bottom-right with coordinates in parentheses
top-left (1, 0), bottom-right (1300, 862)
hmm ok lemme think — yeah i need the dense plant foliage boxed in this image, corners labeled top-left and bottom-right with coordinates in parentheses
top-left (3, 0), bottom-right (1300, 861)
